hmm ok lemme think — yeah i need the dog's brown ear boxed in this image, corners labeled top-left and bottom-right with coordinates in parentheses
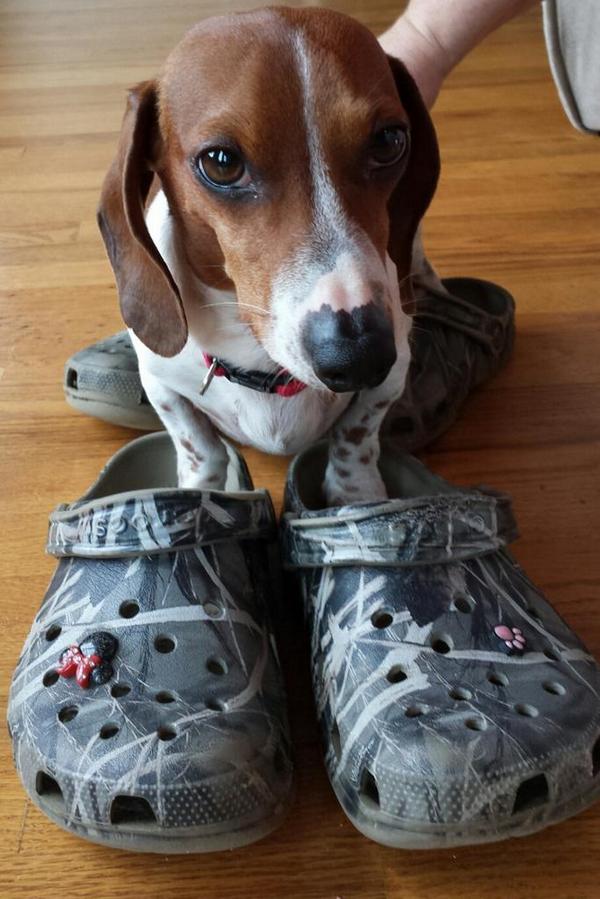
top-left (385, 57), bottom-right (440, 308)
top-left (97, 81), bottom-right (187, 356)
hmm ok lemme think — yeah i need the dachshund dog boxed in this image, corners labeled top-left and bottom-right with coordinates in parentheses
top-left (98, 6), bottom-right (440, 505)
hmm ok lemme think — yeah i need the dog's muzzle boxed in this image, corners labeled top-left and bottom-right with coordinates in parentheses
top-left (301, 302), bottom-right (397, 393)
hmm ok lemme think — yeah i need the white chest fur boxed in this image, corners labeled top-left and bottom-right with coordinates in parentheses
top-left (133, 191), bottom-right (351, 455)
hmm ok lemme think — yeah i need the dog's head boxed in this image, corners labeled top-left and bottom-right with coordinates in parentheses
top-left (98, 7), bottom-right (439, 392)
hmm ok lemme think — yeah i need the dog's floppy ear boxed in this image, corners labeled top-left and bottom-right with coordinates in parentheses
top-left (97, 80), bottom-right (187, 356)
top-left (385, 57), bottom-right (440, 307)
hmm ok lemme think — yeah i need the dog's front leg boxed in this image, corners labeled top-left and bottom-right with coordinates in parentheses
top-left (324, 354), bottom-right (408, 507)
top-left (142, 374), bottom-right (229, 489)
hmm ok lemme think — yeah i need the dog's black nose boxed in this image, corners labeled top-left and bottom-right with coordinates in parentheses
top-left (302, 303), bottom-right (397, 393)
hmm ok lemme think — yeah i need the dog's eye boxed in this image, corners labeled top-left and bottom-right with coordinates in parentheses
top-left (369, 126), bottom-right (409, 168)
top-left (197, 147), bottom-right (248, 187)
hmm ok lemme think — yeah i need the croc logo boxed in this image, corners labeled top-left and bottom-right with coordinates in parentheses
top-left (57, 631), bottom-right (118, 688)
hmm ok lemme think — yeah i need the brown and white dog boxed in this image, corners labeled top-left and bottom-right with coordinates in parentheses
top-left (98, 7), bottom-right (440, 505)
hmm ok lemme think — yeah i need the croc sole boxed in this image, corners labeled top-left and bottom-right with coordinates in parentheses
top-left (64, 390), bottom-right (161, 431)
top-left (30, 775), bottom-right (292, 854)
top-left (332, 752), bottom-right (600, 850)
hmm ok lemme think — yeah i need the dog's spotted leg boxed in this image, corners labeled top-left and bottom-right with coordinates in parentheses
top-left (324, 253), bottom-right (412, 508)
top-left (142, 374), bottom-right (229, 489)
top-left (324, 354), bottom-right (409, 507)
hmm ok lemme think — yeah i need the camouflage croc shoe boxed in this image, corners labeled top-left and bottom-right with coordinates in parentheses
top-left (8, 432), bottom-right (293, 853)
top-left (63, 276), bottom-right (514, 451)
top-left (382, 275), bottom-right (515, 451)
top-left (280, 441), bottom-right (600, 849)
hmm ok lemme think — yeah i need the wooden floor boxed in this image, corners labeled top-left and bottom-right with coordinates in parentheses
top-left (1, 2), bottom-right (599, 897)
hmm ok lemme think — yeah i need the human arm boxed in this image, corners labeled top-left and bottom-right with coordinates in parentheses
top-left (379, 0), bottom-right (540, 107)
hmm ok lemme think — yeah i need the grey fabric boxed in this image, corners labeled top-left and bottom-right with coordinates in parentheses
top-left (543, 0), bottom-right (600, 134)
top-left (281, 442), bottom-right (600, 848)
top-left (8, 433), bottom-right (293, 853)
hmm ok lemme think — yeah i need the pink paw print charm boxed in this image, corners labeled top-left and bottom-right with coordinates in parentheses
top-left (494, 624), bottom-right (526, 653)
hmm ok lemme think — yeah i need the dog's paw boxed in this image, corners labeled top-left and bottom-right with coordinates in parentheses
top-left (323, 461), bottom-right (388, 508)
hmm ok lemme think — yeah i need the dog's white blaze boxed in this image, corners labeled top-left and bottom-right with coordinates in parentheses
top-left (292, 31), bottom-right (351, 249)
top-left (261, 32), bottom-right (395, 381)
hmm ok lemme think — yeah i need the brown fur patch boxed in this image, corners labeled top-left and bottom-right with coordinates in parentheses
top-left (343, 426), bottom-right (368, 445)
top-left (335, 466), bottom-right (351, 478)
top-left (333, 445), bottom-right (350, 460)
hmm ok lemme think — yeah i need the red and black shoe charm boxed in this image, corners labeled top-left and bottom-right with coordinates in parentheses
top-left (57, 631), bottom-right (118, 688)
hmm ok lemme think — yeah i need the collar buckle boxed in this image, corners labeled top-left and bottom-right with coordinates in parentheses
top-left (199, 357), bottom-right (218, 396)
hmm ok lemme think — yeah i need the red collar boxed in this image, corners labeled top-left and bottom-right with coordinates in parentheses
top-left (201, 353), bottom-right (306, 398)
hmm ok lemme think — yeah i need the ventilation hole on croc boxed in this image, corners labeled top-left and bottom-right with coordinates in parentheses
top-left (35, 771), bottom-right (64, 805)
top-left (110, 795), bottom-right (156, 825)
top-left (453, 594), bottom-right (474, 614)
top-left (119, 600), bottom-right (140, 619)
top-left (514, 703), bottom-right (539, 718)
top-left (430, 635), bottom-right (452, 654)
top-left (527, 607), bottom-right (542, 621)
top-left (405, 704), bottom-right (426, 718)
top-left (542, 681), bottom-right (566, 696)
top-left (111, 683), bottom-right (131, 699)
top-left (58, 705), bottom-right (78, 724)
top-left (488, 671), bottom-right (509, 687)
top-left (331, 721), bottom-right (342, 761)
top-left (203, 601), bottom-right (221, 619)
top-left (449, 687), bottom-right (472, 701)
top-left (154, 635), bottom-right (176, 654)
top-left (100, 723), bottom-right (119, 740)
top-left (206, 657), bottom-right (228, 676)
top-left (371, 609), bottom-right (393, 629)
top-left (155, 691), bottom-right (176, 704)
top-left (386, 665), bottom-right (407, 684)
top-left (45, 624), bottom-right (62, 641)
top-left (512, 774), bottom-right (549, 814)
top-left (592, 736), bottom-right (600, 776)
top-left (465, 717), bottom-right (487, 731)
top-left (392, 416), bottom-right (415, 435)
top-left (544, 647), bottom-right (561, 662)
top-left (43, 670), bottom-right (59, 687)
top-left (66, 368), bottom-right (78, 390)
top-left (206, 698), bottom-right (227, 712)
top-left (157, 726), bottom-right (177, 742)
top-left (359, 769), bottom-right (380, 810)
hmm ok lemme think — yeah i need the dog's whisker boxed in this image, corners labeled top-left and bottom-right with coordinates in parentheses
top-left (197, 301), bottom-right (271, 318)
